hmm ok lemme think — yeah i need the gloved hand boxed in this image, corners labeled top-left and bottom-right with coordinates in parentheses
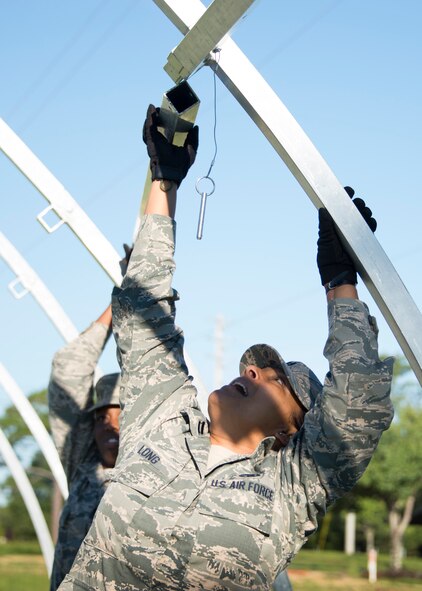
top-left (317, 186), bottom-right (377, 287)
top-left (142, 104), bottom-right (199, 187)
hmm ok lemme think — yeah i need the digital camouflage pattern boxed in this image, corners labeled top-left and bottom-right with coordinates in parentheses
top-left (59, 214), bottom-right (394, 591)
top-left (49, 322), bottom-right (114, 591)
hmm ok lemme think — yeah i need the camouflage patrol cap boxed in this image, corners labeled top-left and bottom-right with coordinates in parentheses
top-left (87, 372), bottom-right (121, 413)
top-left (239, 344), bottom-right (322, 411)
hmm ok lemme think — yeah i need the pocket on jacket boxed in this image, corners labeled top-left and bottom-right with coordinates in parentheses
top-left (191, 476), bottom-right (275, 587)
top-left (112, 439), bottom-right (186, 497)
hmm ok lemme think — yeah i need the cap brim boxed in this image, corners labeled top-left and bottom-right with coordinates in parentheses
top-left (86, 402), bottom-right (120, 413)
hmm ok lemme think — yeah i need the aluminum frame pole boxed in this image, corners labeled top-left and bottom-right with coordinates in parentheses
top-left (153, 0), bottom-right (422, 385)
top-left (0, 118), bottom-right (122, 285)
top-left (0, 121), bottom-right (209, 411)
top-left (0, 230), bottom-right (104, 386)
top-left (0, 427), bottom-right (54, 573)
top-left (0, 363), bottom-right (68, 499)
top-left (0, 231), bottom-right (78, 343)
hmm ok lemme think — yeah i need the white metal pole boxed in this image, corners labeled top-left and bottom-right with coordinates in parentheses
top-left (0, 428), bottom-right (54, 574)
top-left (0, 363), bottom-right (68, 499)
top-left (0, 122), bottom-right (209, 407)
top-left (153, 0), bottom-right (422, 386)
top-left (0, 118), bottom-right (122, 285)
top-left (0, 231), bottom-right (78, 343)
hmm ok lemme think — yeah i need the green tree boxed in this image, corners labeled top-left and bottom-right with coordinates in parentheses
top-left (0, 450), bottom-right (53, 540)
top-left (357, 358), bottom-right (422, 572)
top-left (0, 389), bottom-right (49, 446)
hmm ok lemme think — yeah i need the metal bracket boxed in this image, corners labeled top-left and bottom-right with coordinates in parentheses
top-left (8, 277), bottom-right (29, 299)
top-left (164, 0), bottom-right (256, 83)
top-left (37, 203), bottom-right (65, 233)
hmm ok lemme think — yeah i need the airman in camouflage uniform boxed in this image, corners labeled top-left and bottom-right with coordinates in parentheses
top-left (49, 305), bottom-right (121, 591)
top-left (59, 105), bottom-right (393, 591)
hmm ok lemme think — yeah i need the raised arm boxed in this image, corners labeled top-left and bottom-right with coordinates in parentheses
top-left (48, 306), bottom-right (112, 482)
top-left (112, 105), bottom-right (199, 450)
top-left (283, 189), bottom-right (394, 539)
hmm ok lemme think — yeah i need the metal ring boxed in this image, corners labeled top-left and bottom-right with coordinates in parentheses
top-left (195, 176), bottom-right (215, 196)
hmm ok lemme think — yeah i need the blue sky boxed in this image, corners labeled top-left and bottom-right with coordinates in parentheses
top-left (1, 0), bottom-right (422, 427)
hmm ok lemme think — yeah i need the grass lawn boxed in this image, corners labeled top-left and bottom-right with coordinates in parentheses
top-left (0, 554), bottom-right (48, 591)
top-left (0, 543), bottom-right (421, 591)
top-left (288, 550), bottom-right (422, 590)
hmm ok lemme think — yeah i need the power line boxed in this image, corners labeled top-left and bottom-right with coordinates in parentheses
top-left (16, 0), bottom-right (140, 132)
top-left (5, 0), bottom-right (112, 120)
top-left (256, 0), bottom-right (344, 70)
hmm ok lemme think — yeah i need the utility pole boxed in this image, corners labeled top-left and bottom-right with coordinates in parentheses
top-left (214, 314), bottom-right (224, 390)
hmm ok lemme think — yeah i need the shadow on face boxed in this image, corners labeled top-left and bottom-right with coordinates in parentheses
top-left (208, 366), bottom-right (305, 453)
top-left (93, 406), bottom-right (121, 468)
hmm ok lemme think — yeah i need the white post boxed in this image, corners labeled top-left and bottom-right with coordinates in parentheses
top-left (344, 512), bottom-right (356, 556)
top-left (368, 548), bottom-right (377, 583)
top-left (214, 314), bottom-right (224, 390)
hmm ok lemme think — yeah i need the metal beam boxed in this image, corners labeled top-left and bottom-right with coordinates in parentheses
top-left (0, 363), bottom-right (68, 500)
top-left (0, 427), bottom-right (54, 573)
top-left (0, 231), bottom-right (78, 343)
top-left (153, 0), bottom-right (422, 386)
top-left (0, 124), bottom-right (210, 412)
top-left (164, 0), bottom-right (256, 83)
top-left (0, 118), bottom-right (122, 285)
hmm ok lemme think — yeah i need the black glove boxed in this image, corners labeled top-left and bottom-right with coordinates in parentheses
top-left (142, 104), bottom-right (199, 187)
top-left (317, 186), bottom-right (377, 287)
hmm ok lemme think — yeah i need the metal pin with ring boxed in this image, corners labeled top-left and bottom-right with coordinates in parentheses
top-left (195, 176), bottom-right (215, 240)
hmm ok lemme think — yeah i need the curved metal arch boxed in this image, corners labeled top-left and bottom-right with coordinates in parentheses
top-left (0, 119), bottom-right (122, 285)
top-left (0, 363), bottom-right (68, 499)
top-left (0, 127), bottom-right (210, 409)
top-left (0, 231), bottom-right (79, 343)
top-left (0, 427), bottom-right (54, 573)
top-left (0, 229), bottom-right (104, 387)
top-left (154, 0), bottom-right (422, 386)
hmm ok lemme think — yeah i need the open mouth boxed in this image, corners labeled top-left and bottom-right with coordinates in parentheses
top-left (105, 437), bottom-right (119, 445)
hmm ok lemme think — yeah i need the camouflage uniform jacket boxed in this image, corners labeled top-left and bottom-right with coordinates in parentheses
top-left (60, 214), bottom-right (393, 591)
top-left (49, 321), bottom-right (113, 591)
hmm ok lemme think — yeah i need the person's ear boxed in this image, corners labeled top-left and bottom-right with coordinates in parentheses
top-left (243, 365), bottom-right (260, 380)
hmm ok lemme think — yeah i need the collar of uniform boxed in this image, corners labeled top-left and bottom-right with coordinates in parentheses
top-left (185, 435), bottom-right (210, 478)
top-left (204, 436), bottom-right (277, 476)
top-left (248, 436), bottom-right (277, 467)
